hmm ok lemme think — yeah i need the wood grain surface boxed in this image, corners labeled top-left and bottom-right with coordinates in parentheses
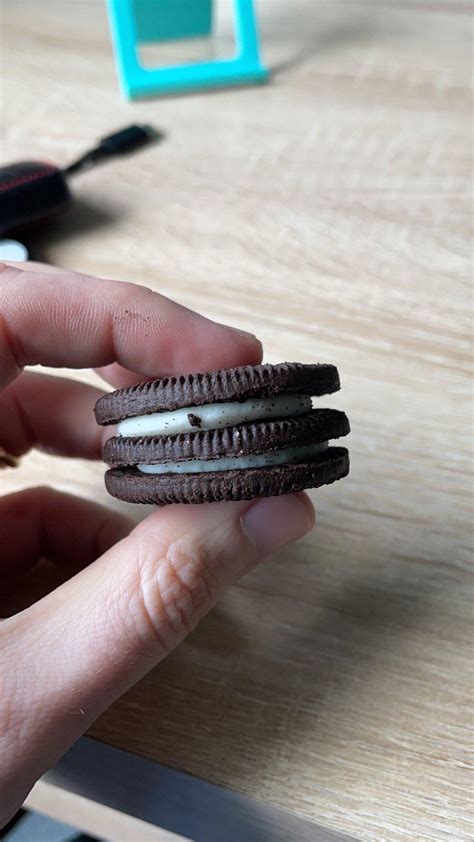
top-left (1, 1), bottom-right (472, 840)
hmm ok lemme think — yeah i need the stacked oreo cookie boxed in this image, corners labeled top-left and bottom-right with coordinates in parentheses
top-left (95, 362), bottom-right (350, 505)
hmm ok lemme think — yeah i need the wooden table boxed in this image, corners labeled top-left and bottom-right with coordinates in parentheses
top-left (2, 1), bottom-right (472, 839)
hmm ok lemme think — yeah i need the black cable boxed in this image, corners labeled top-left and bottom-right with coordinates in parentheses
top-left (63, 124), bottom-right (162, 177)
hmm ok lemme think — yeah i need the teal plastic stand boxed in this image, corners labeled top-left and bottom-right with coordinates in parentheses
top-left (133, 0), bottom-right (212, 43)
top-left (106, 0), bottom-right (268, 99)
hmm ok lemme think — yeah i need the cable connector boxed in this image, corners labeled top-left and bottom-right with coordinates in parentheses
top-left (63, 124), bottom-right (162, 177)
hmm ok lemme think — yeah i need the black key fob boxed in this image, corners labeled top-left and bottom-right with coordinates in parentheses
top-left (0, 161), bottom-right (71, 236)
top-left (0, 125), bottom-right (159, 242)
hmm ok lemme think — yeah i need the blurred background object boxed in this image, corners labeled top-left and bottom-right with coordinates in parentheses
top-left (107, 0), bottom-right (268, 98)
top-left (0, 124), bottom-right (160, 257)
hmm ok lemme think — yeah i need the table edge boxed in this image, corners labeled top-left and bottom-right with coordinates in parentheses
top-left (42, 736), bottom-right (358, 842)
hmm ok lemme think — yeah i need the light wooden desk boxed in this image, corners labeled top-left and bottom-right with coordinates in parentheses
top-left (2, 1), bottom-right (472, 840)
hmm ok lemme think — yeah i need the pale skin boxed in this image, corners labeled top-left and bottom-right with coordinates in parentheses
top-left (0, 262), bottom-right (314, 825)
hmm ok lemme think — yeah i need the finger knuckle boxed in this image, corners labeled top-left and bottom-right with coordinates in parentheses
top-left (131, 536), bottom-right (220, 655)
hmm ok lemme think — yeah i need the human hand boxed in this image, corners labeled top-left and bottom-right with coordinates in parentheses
top-left (0, 262), bottom-right (314, 824)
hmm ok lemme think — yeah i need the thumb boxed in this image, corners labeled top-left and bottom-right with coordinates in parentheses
top-left (1, 493), bottom-right (314, 818)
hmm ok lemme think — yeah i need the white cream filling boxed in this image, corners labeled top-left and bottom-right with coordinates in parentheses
top-left (138, 442), bottom-right (328, 475)
top-left (118, 394), bottom-right (312, 438)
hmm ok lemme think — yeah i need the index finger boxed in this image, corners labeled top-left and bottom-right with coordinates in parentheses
top-left (0, 263), bottom-right (262, 388)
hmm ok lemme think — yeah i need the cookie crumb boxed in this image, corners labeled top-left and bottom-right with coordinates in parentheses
top-left (187, 413), bottom-right (202, 428)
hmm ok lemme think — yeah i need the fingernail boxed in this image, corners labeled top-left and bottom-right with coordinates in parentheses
top-left (222, 324), bottom-right (260, 342)
top-left (242, 493), bottom-right (315, 557)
